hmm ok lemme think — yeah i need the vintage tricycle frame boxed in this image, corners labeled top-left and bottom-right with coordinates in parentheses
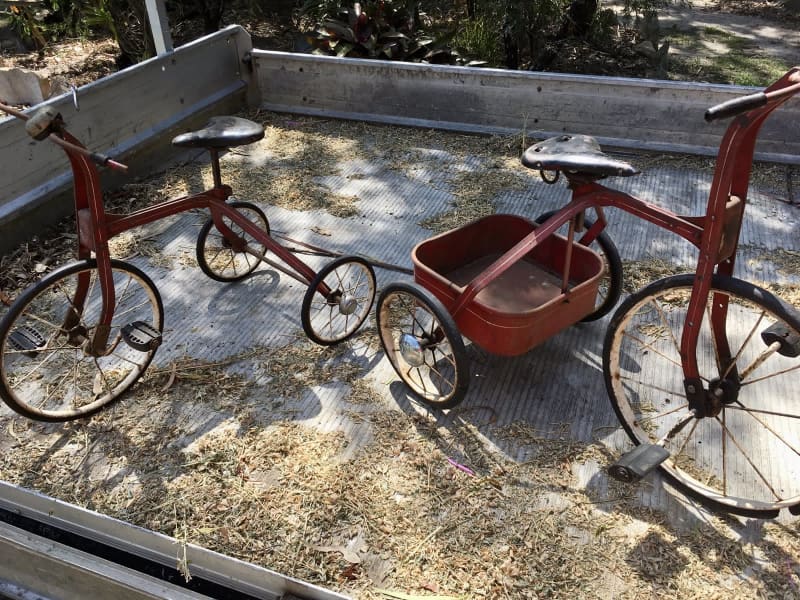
top-left (377, 67), bottom-right (800, 519)
top-left (0, 102), bottom-right (378, 422)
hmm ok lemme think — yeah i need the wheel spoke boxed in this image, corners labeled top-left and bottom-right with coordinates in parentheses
top-left (728, 402), bottom-right (800, 458)
top-left (604, 275), bottom-right (800, 515)
top-left (721, 308), bottom-right (767, 381)
top-left (715, 414), bottom-right (783, 501)
top-left (1, 261), bottom-right (162, 421)
top-left (620, 330), bottom-right (684, 371)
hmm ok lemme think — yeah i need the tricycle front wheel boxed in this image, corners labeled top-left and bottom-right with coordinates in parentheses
top-left (376, 282), bottom-right (469, 409)
top-left (604, 274), bottom-right (800, 518)
top-left (0, 259), bottom-right (163, 421)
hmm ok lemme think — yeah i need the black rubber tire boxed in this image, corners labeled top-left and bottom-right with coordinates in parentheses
top-left (376, 281), bottom-right (469, 409)
top-left (301, 256), bottom-right (376, 345)
top-left (196, 201), bottom-right (269, 282)
top-left (535, 210), bottom-right (622, 321)
top-left (0, 259), bottom-right (164, 422)
top-left (603, 273), bottom-right (800, 518)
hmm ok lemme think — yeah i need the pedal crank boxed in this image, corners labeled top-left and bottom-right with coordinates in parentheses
top-left (608, 444), bottom-right (670, 484)
top-left (121, 321), bottom-right (162, 352)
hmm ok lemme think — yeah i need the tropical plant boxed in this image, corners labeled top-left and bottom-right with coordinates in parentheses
top-left (296, 1), bottom-right (480, 64)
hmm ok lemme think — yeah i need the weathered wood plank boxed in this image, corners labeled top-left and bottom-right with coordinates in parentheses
top-left (253, 51), bottom-right (800, 163)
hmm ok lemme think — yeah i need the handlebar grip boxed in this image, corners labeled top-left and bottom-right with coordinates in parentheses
top-left (90, 152), bottom-right (128, 172)
top-left (704, 91), bottom-right (768, 122)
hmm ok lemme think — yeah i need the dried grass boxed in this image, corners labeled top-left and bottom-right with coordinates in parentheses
top-left (1, 115), bottom-right (800, 599)
top-left (759, 249), bottom-right (800, 277)
top-left (622, 258), bottom-right (686, 293)
top-left (616, 149), bottom-right (794, 195)
top-left (3, 349), bottom-right (797, 599)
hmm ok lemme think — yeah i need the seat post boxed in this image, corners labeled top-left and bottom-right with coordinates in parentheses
top-left (208, 148), bottom-right (223, 188)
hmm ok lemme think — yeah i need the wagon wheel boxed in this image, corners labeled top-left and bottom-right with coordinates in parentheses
top-left (376, 282), bottom-right (469, 409)
top-left (301, 256), bottom-right (376, 345)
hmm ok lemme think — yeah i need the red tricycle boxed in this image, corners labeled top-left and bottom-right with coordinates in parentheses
top-left (376, 68), bottom-right (800, 519)
top-left (0, 103), bottom-right (377, 422)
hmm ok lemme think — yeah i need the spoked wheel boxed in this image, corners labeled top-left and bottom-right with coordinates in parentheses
top-left (196, 201), bottom-right (269, 282)
top-left (301, 256), bottom-right (376, 345)
top-left (376, 282), bottom-right (469, 409)
top-left (535, 210), bottom-right (622, 321)
top-left (603, 274), bottom-right (800, 518)
top-left (0, 259), bottom-right (164, 422)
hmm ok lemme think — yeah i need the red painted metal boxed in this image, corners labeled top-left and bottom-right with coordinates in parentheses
top-left (407, 67), bottom-right (800, 386)
top-left (0, 104), bottom-right (338, 356)
top-left (413, 214), bottom-right (603, 356)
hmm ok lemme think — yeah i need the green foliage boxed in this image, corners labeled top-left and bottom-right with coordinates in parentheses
top-left (588, 8), bottom-right (622, 50)
top-left (297, 0), bottom-right (478, 64)
top-left (5, 0), bottom-right (118, 42)
top-left (452, 15), bottom-right (502, 66)
top-left (668, 26), bottom-right (792, 86)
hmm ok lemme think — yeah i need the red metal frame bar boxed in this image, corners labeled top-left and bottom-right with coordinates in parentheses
top-left (42, 125), bottom-right (330, 354)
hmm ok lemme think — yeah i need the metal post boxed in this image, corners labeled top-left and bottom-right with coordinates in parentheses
top-left (144, 0), bottom-right (173, 55)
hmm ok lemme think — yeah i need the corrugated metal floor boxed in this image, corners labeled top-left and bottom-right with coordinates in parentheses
top-left (2, 122), bottom-right (799, 591)
top-left (96, 132), bottom-right (800, 525)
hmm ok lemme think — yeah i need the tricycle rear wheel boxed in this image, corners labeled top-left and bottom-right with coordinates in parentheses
top-left (376, 282), bottom-right (469, 409)
top-left (196, 201), bottom-right (269, 282)
top-left (301, 256), bottom-right (376, 345)
top-left (535, 210), bottom-right (622, 321)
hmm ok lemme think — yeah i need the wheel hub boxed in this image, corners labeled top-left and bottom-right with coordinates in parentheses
top-left (707, 377), bottom-right (740, 417)
top-left (399, 333), bottom-right (426, 367)
top-left (338, 292), bottom-right (358, 316)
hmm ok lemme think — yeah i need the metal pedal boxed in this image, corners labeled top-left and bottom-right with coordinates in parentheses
top-left (8, 326), bottom-right (46, 357)
top-left (608, 444), bottom-right (670, 484)
top-left (121, 321), bottom-right (162, 352)
top-left (761, 321), bottom-right (800, 358)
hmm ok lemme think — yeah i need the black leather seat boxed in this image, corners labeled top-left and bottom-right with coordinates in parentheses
top-left (172, 116), bottom-right (265, 149)
top-left (522, 134), bottom-right (639, 178)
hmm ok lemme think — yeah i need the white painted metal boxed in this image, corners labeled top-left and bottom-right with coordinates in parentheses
top-left (252, 50), bottom-right (800, 164)
top-left (144, 0), bottom-right (173, 55)
top-left (0, 482), bottom-right (350, 600)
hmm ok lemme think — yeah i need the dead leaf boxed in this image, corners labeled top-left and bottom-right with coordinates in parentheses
top-left (311, 226), bottom-right (332, 236)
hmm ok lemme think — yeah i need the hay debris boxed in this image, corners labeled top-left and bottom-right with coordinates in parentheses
top-left (1, 114), bottom-right (799, 600)
top-left (622, 257), bottom-right (686, 293)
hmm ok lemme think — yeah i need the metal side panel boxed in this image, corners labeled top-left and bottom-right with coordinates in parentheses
top-left (0, 521), bottom-right (214, 600)
top-left (252, 50), bottom-right (800, 164)
top-left (0, 481), bottom-right (350, 600)
top-left (0, 25), bottom-right (255, 254)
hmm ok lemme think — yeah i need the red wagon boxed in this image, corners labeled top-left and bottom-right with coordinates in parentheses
top-left (377, 211), bottom-right (613, 408)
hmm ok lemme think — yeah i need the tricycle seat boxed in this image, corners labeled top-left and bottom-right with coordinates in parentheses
top-left (172, 116), bottom-right (264, 149)
top-left (522, 134), bottom-right (639, 178)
